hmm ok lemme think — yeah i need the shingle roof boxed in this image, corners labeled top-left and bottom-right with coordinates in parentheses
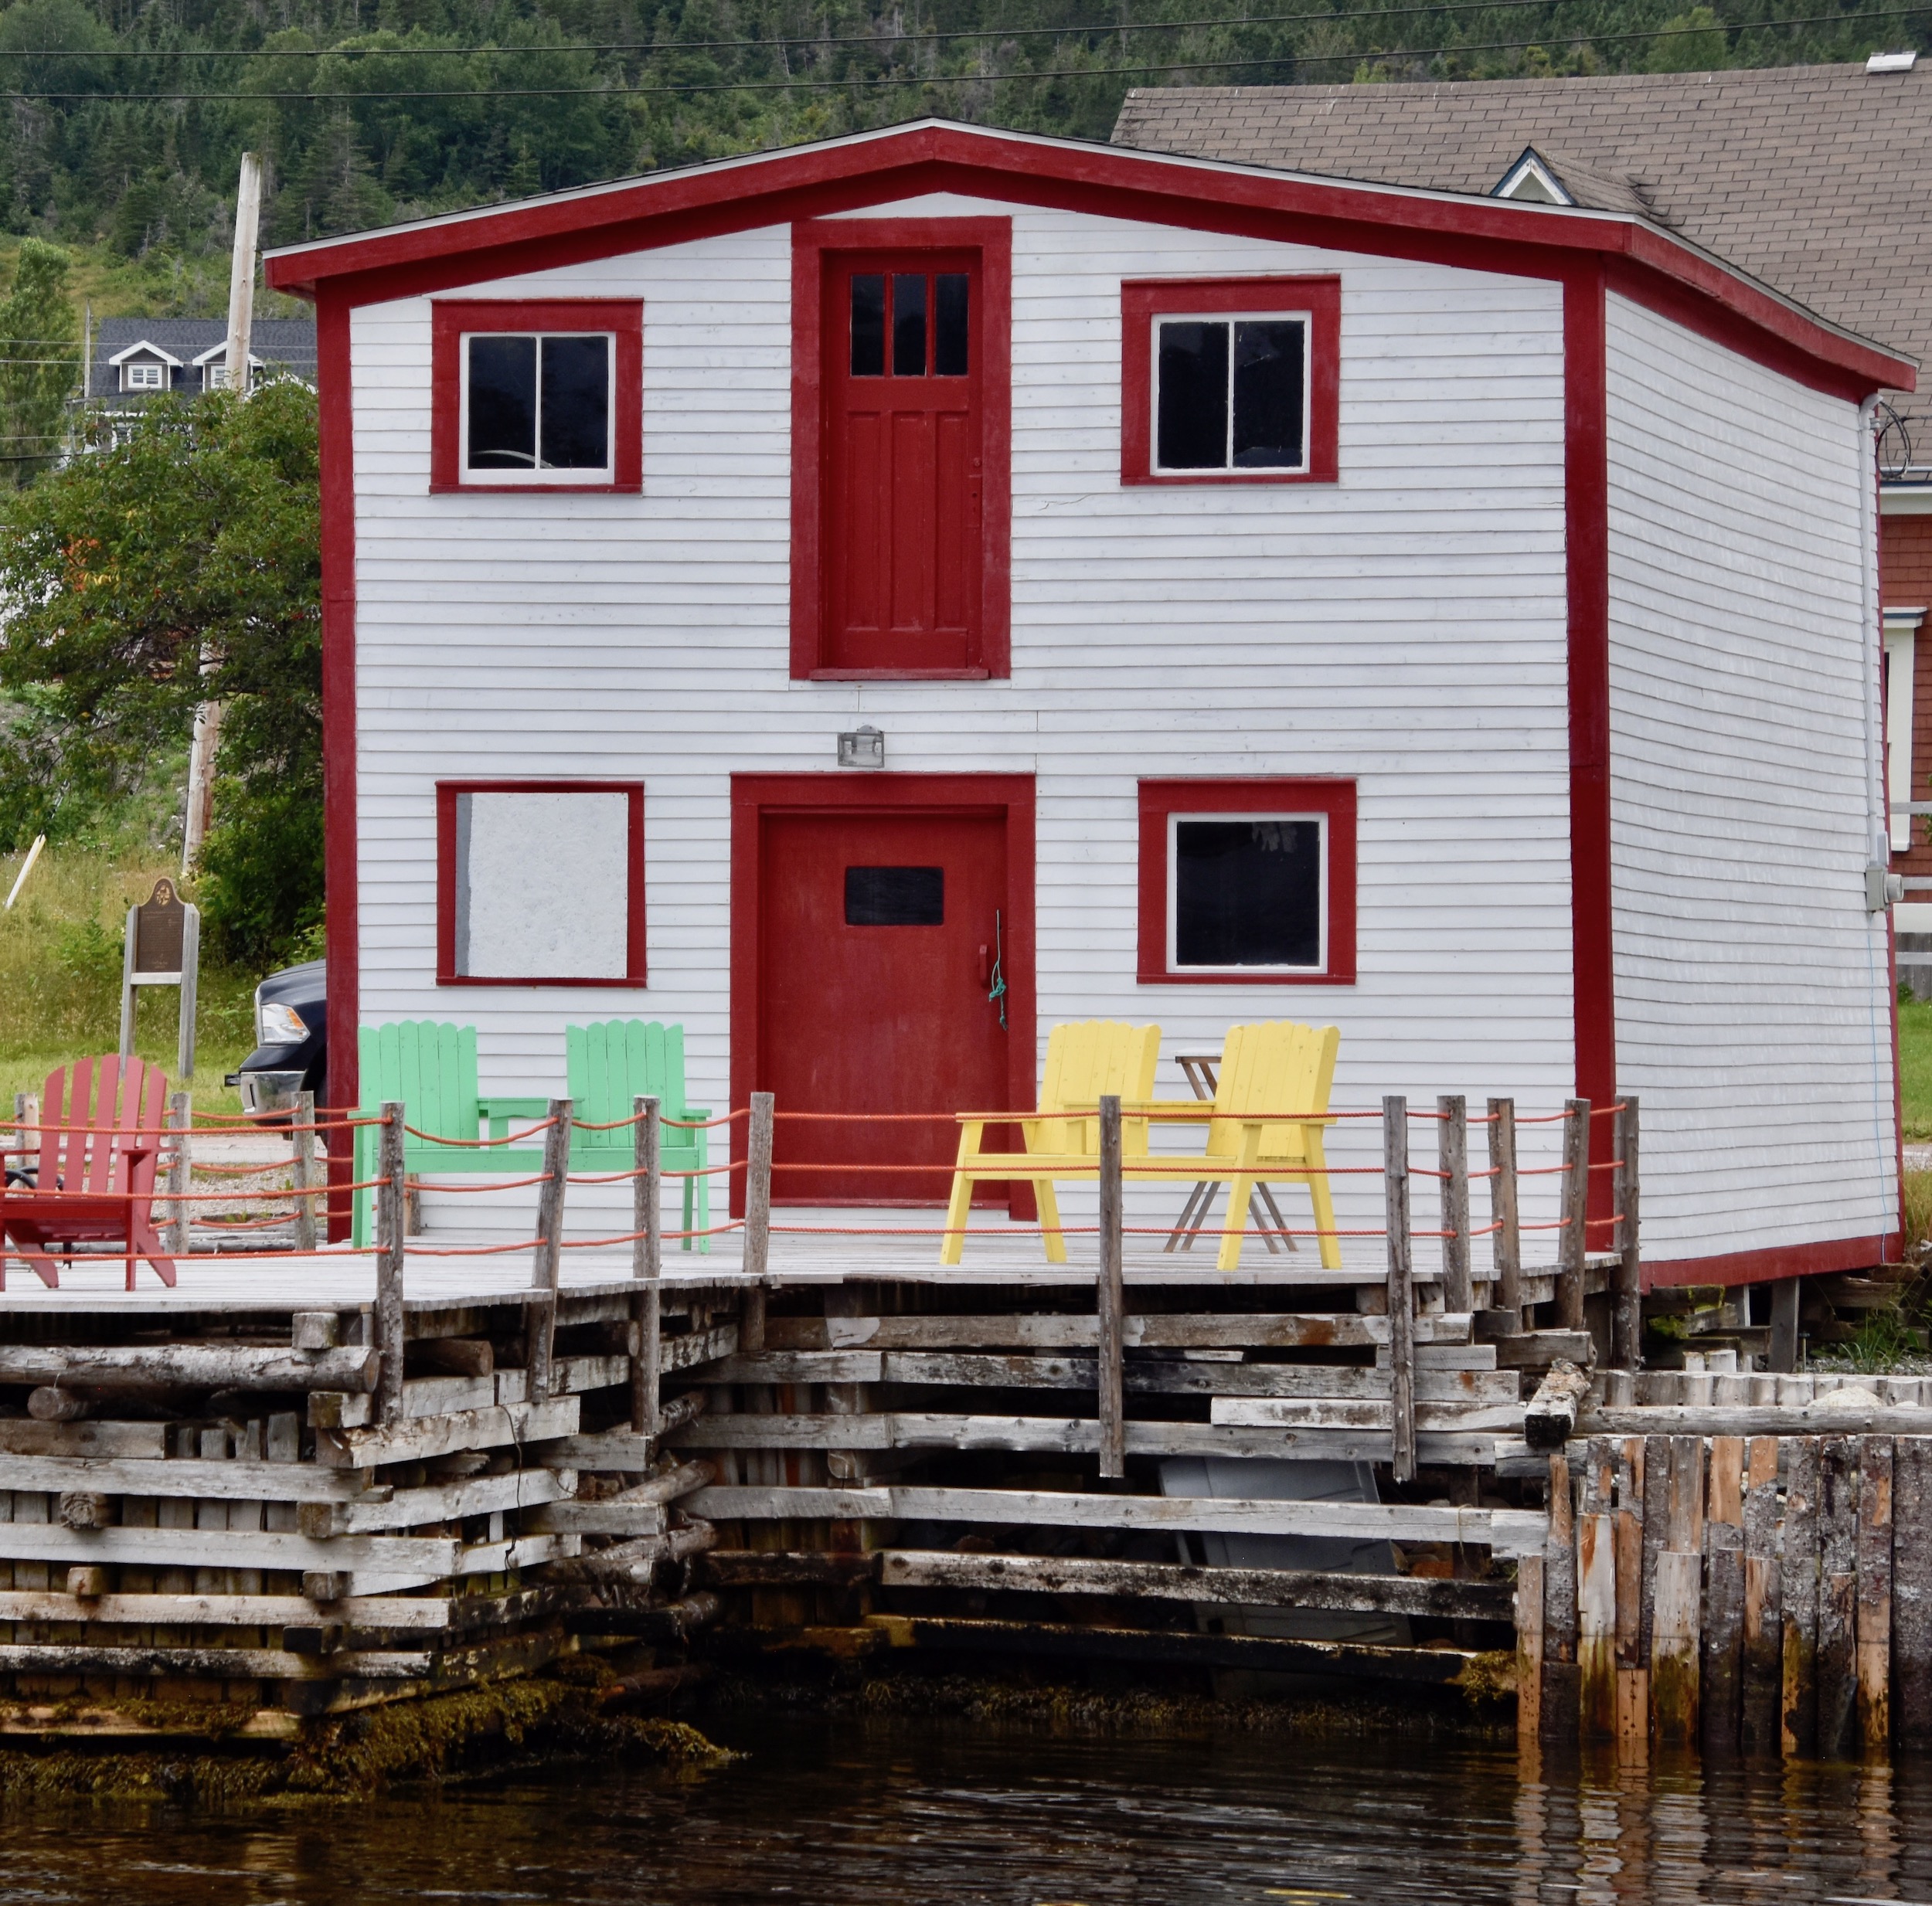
top-left (1114, 63), bottom-right (1932, 417)
top-left (88, 317), bottom-right (315, 396)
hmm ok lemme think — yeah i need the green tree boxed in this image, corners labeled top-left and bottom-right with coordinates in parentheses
top-left (0, 240), bottom-right (79, 490)
top-left (1647, 7), bottom-right (1730, 71)
top-left (0, 379), bottom-right (322, 963)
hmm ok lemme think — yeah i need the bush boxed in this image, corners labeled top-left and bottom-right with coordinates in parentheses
top-left (194, 779), bottom-right (324, 971)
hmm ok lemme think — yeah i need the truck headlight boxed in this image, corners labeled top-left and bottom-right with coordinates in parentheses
top-left (259, 1001), bottom-right (308, 1045)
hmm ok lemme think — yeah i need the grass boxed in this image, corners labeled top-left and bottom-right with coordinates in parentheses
top-left (0, 841), bottom-right (259, 1117)
top-left (1900, 998), bottom-right (1932, 1141)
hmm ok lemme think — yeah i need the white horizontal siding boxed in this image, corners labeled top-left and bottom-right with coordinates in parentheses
top-left (1606, 290), bottom-right (1895, 1268)
top-left (348, 192), bottom-right (1576, 1239)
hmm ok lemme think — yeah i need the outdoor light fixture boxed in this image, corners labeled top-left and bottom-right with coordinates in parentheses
top-left (838, 725), bottom-right (886, 770)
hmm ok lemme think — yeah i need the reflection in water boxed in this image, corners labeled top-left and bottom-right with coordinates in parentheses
top-left (5, 1717), bottom-right (1932, 1904)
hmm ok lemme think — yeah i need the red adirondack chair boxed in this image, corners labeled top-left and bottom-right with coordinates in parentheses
top-left (0, 1055), bottom-right (177, 1291)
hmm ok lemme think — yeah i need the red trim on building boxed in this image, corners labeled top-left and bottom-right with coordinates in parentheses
top-left (1135, 778), bottom-right (1356, 986)
top-left (790, 217), bottom-right (1012, 681)
top-left (1644, 1232), bottom-right (1896, 1292)
top-left (1120, 275), bottom-right (1340, 486)
top-left (434, 780), bottom-right (647, 986)
top-left (266, 124), bottom-right (1913, 403)
top-left (729, 772), bottom-right (1036, 1215)
top-left (429, 298), bottom-right (642, 494)
top-left (317, 290), bottom-right (359, 1242)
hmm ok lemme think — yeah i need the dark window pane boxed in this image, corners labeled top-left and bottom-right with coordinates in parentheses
top-left (1156, 320), bottom-right (1229, 470)
top-left (539, 335), bottom-right (610, 469)
top-left (892, 273), bottom-right (927, 377)
top-left (1233, 320), bottom-right (1307, 469)
top-left (1173, 819), bottom-right (1321, 967)
top-left (935, 273), bottom-right (970, 375)
top-left (850, 275), bottom-right (885, 376)
top-left (468, 335), bottom-right (536, 468)
top-left (845, 865), bottom-right (944, 926)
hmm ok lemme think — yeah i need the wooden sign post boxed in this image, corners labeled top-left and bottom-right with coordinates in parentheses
top-left (119, 878), bottom-right (200, 1081)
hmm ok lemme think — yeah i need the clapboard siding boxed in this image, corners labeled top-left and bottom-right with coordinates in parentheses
top-left (1605, 290), bottom-right (1895, 1265)
top-left (347, 195), bottom-right (1575, 1237)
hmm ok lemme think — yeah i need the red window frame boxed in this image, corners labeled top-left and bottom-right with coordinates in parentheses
top-left (1121, 276), bottom-right (1340, 487)
top-left (1138, 778), bottom-right (1356, 986)
top-left (430, 299), bottom-right (643, 494)
top-left (791, 217), bottom-right (1013, 681)
top-left (436, 779), bottom-right (647, 986)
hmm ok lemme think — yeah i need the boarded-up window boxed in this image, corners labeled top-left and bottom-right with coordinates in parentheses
top-left (437, 783), bottom-right (645, 984)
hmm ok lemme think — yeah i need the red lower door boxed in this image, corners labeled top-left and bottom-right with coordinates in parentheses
top-left (760, 808), bottom-right (1010, 1203)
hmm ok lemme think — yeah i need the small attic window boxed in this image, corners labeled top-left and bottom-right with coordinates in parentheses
top-left (123, 360), bottom-right (165, 391)
top-left (1493, 150), bottom-right (1574, 206)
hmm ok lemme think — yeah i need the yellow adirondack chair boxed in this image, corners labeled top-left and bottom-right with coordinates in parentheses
top-left (1148, 1021), bottom-right (1342, 1272)
top-left (941, 1021), bottom-right (1161, 1265)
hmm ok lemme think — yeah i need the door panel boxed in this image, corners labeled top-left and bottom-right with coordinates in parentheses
top-left (760, 809), bottom-right (1009, 1203)
top-left (825, 253), bottom-right (983, 672)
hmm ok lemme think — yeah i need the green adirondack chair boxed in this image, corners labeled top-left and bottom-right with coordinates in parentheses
top-left (565, 1021), bottom-right (711, 1252)
top-left (352, 1022), bottom-right (549, 1246)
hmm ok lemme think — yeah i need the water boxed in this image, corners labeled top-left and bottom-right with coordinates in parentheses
top-left (6, 1714), bottom-right (1932, 1904)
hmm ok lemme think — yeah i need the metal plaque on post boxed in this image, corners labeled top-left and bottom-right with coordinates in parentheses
top-left (119, 878), bottom-right (200, 1079)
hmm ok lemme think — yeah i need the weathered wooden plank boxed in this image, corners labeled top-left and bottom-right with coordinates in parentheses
top-left (313, 1397), bottom-right (580, 1470)
top-left (0, 1590), bottom-right (475, 1629)
top-left (1818, 1435), bottom-right (1860, 1760)
top-left (0, 1457), bottom-right (372, 1502)
top-left (1577, 1440), bottom-right (1617, 1742)
top-left (1516, 1548), bottom-right (1545, 1751)
top-left (1555, 1099), bottom-right (1588, 1333)
top-left (1613, 1436), bottom-right (1648, 1749)
top-left (760, 1311), bottom-right (1476, 1352)
top-left (1386, 1095), bottom-right (1416, 1485)
top-left (1583, 1405), bottom-right (1932, 1435)
top-left (525, 1499), bottom-right (667, 1537)
top-left (1651, 1436), bottom-right (1704, 1746)
top-left (1781, 1436), bottom-right (1821, 1758)
top-left (1209, 1398), bottom-right (1522, 1432)
top-left (682, 1484), bottom-right (1549, 1554)
top-left (1856, 1435), bottom-right (1893, 1756)
top-left (1540, 1449), bottom-right (1579, 1742)
top-left (1895, 1436), bottom-right (1932, 1753)
top-left (1740, 1435), bottom-right (1783, 1755)
top-left (1611, 1096), bottom-right (1641, 1373)
top-left (1439, 1094), bottom-right (1471, 1315)
top-left (1701, 1436), bottom-right (1745, 1753)
top-left (0, 1422), bottom-right (168, 1459)
top-left (374, 1100), bottom-right (406, 1425)
top-left (299, 1468), bottom-right (572, 1537)
top-left (1097, 1096), bottom-right (1126, 1481)
top-left (0, 1523), bottom-right (463, 1571)
top-left (876, 1548), bottom-right (1515, 1618)
top-left (0, 1643), bottom-right (434, 1680)
top-left (1525, 1362), bottom-right (1591, 1451)
top-left (0, 1345), bottom-right (380, 1392)
top-left (1488, 1097), bottom-right (1522, 1324)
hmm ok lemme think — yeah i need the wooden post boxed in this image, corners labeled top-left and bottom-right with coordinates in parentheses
top-left (1516, 1549), bottom-right (1546, 1751)
top-left (742, 1091), bottom-right (774, 1354)
top-left (1611, 1095), bottom-right (1641, 1371)
top-left (1488, 1097), bottom-right (1521, 1326)
top-left (524, 1096), bottom-right (571, 1405)
top-left (165, 1089), bottom-right (192, 1256)
top-left (1577, 1439), bottom-right (1617, 1741)
top-left (1818, 1435), bottom-right (1859, 1760)
top-left (1439, 1093), bottom-right (1471, 1314)
top-left (1383, 1096), bottom-right (1415, 1485)
top-left (1740, 1435), bottom-right (1784, 1754)
top-left (1097, 1093), bottom-right (1125, 1482)
top-left (1856, 1435), bottom-right (1893, 1756)
top-left (1769, 1278), bottom-right (1801, 1374)
top-left (291, 1089), bottom-right (318, 1252)
top-left (632, 1095), bottom-right (662, 1436)
top-left (1651, 1434), bottom-right (1704, 1746)
top-left (1781, 1436), bottom-right (1821, 1758)
top-left (1893, 1436), bottom-right (1932, 1752)
top-left (1556, 1099), bottom-right (1590, 1333)
top-left (1542, 1449), bottom-right (1580, 1741)
top-left (1614, 1436), bottom-right (1648, 1751)
top-left (374, 1101), bottom-right (406, 1425)
top-left (1701, 1436), bottom-right (1745, 1753)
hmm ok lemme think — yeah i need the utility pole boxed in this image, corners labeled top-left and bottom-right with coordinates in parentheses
top-left (182, 152), bottom-right (260, 878)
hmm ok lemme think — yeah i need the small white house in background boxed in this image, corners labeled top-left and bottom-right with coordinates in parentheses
top-left (264, 118), bottom-right (1913, 1288)
top-left (107, 339), bottom-right (181, 393)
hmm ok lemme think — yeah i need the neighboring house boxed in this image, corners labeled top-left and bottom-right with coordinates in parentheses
top-left (263, 117), bottom-right (1911, 1287)
top-left (1114, 59), bottom-right (1932, 941)
top-left (87, 318), bottom-right (317, 404)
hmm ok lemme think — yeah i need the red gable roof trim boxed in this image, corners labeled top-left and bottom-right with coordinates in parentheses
top-left (264, 118), bottom-right (1913, 402)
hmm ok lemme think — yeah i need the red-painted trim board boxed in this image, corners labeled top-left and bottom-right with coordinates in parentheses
top-left (1644, 1232), bottom-right (1898, 1292)
top-left (265, 123), bottom-right (1913, 403)
top-left (316, 289), bottom-right (359, 1242)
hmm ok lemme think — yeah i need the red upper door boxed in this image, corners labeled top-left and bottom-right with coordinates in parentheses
top-left (824, 253), bottom-right (985, 674)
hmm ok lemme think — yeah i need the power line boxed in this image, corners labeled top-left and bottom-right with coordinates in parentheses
top-left (0, 0), bottom-right (1712, 58)
top-left (1, 12), bottom-right (1916, 101)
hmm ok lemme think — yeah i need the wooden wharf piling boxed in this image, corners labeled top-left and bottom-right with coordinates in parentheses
top-left (2, 1089), bottom-right (1931, 1758)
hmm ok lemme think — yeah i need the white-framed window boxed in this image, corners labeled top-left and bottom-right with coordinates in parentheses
top-left (1886, 608), bottom-right (1926, 853)
top-left (1167, 811), bottom-right (1328, 973)
top-left (123, 361), bottom-right (165, 391)
top-left (1152, 313), bottom-right (1310, 474)
top-left (461, 331), bottom-right (614, 484)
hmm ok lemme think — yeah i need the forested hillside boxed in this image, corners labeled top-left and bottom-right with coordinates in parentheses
top-left (1, 0), bottom-right (1928, 297)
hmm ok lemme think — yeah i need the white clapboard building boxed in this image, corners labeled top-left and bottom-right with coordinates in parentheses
top-left (264, 117), bottom-right (1913, 1289)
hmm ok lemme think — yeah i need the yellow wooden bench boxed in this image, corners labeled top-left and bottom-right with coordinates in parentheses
top-left (1144, 1020), bottom-right (1342, 1272)
top-left (940, 1021), bottom-right (1161, 1266)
